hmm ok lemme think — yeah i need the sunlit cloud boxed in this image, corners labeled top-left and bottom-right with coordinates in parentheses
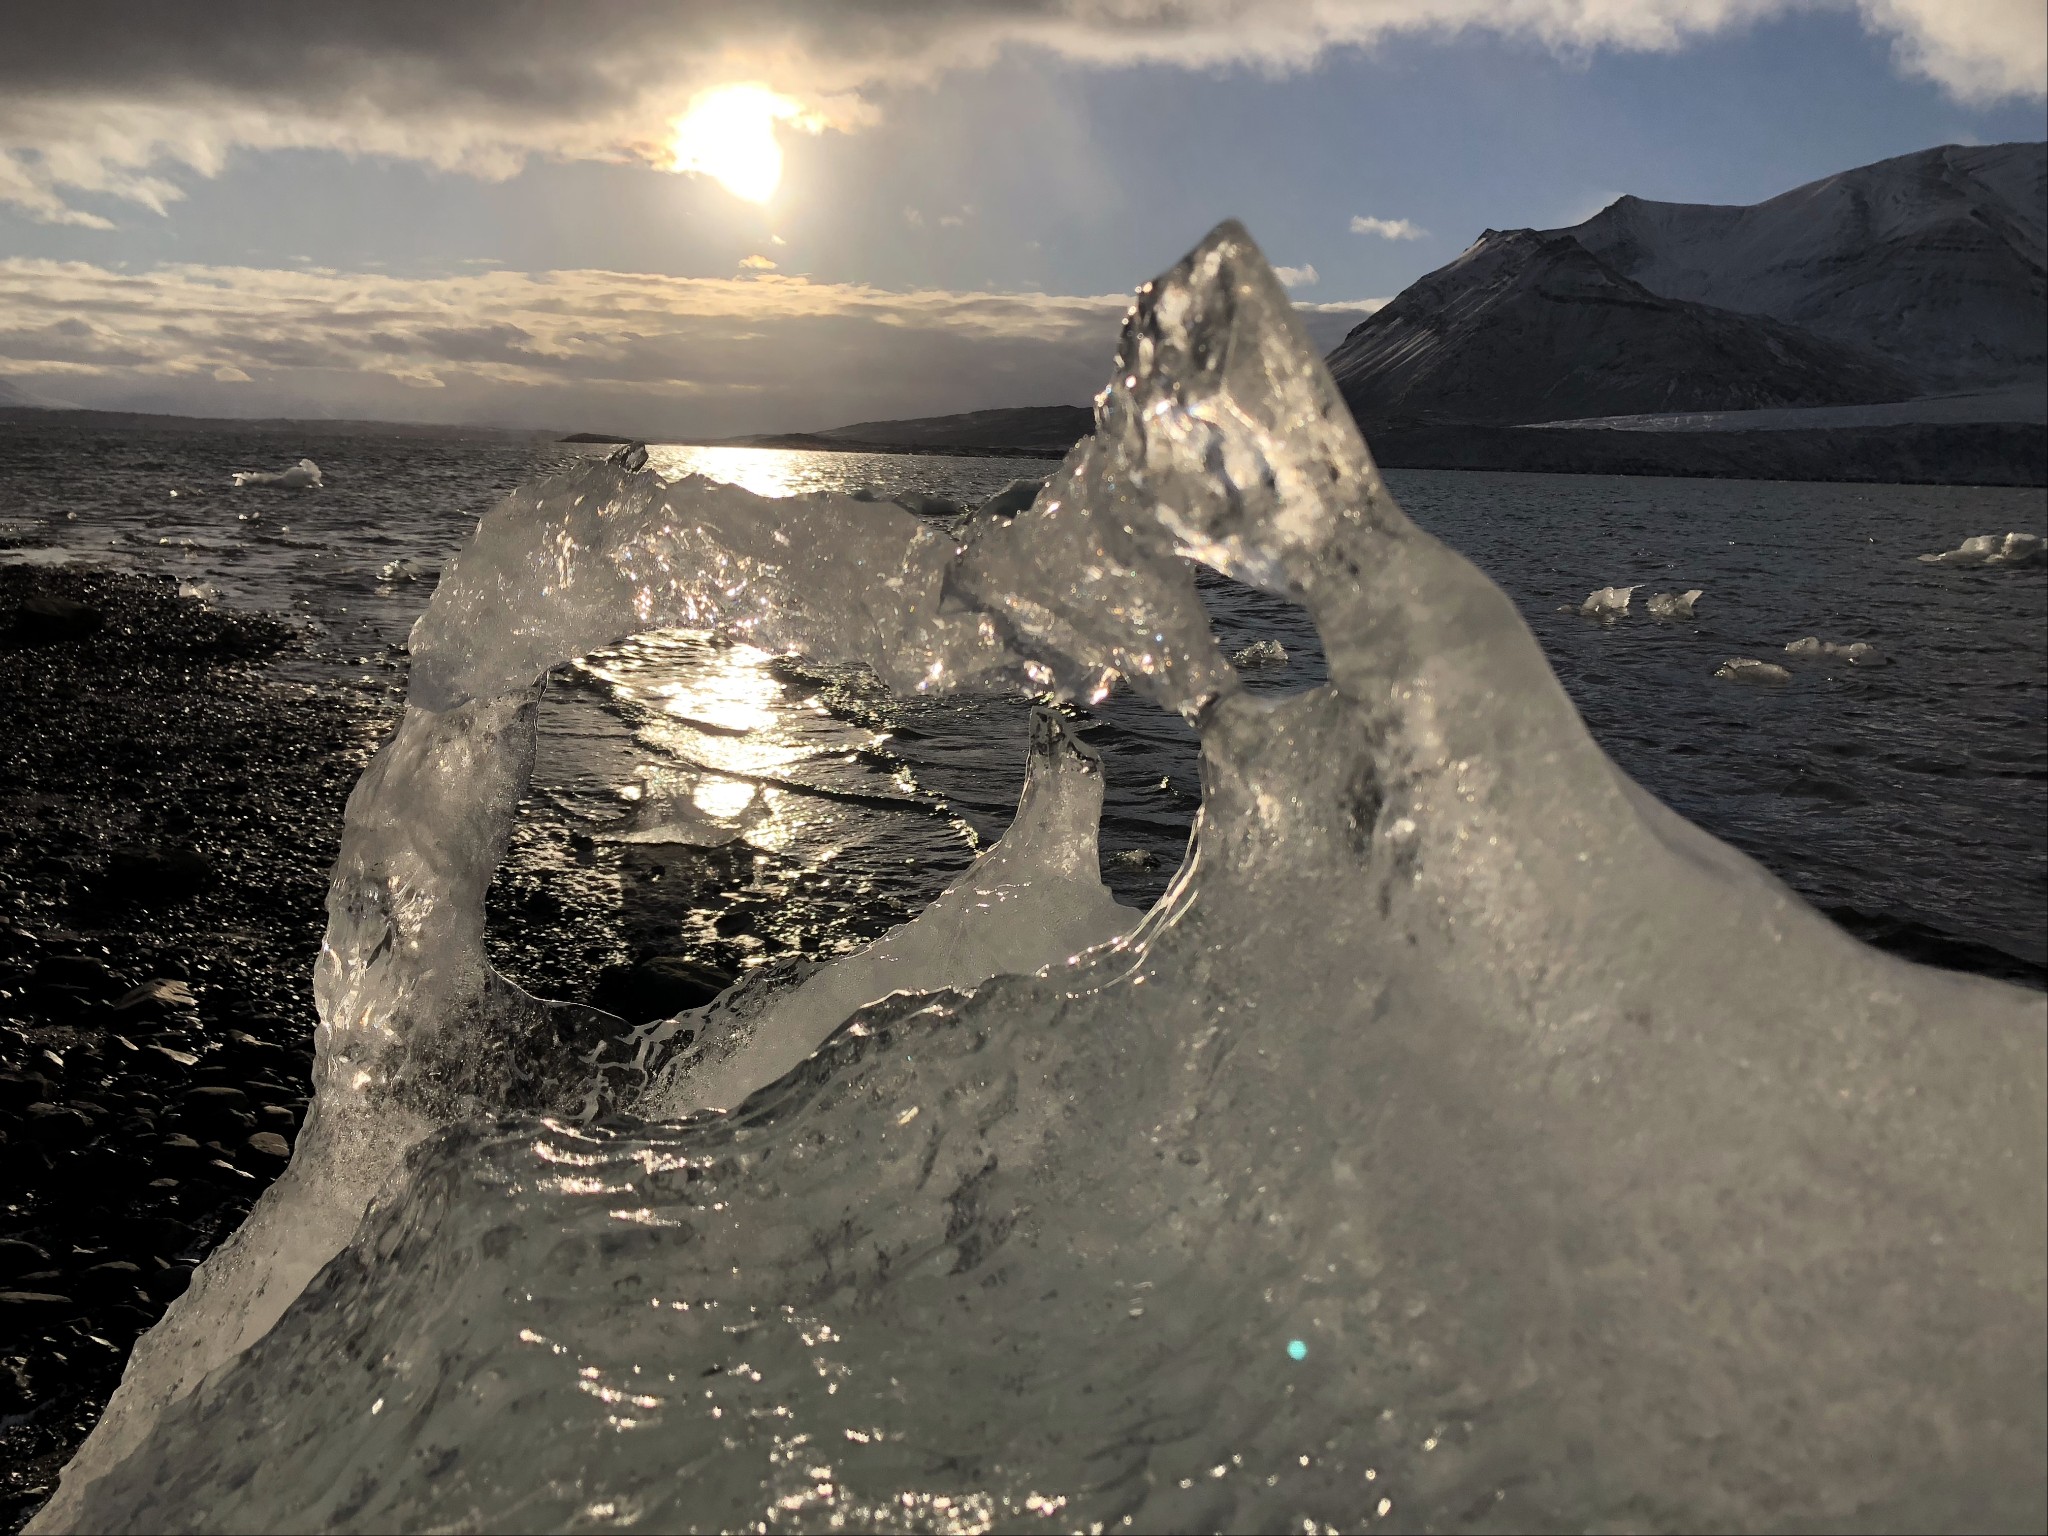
top-left (0, 254), bottom-right (1386, 433)
top-left (1350, 214), bottom-right (1429, 241)
top-left (1273, 264), bottom-right (1320, 288)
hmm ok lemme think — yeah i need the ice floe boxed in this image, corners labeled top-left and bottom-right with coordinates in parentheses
top-left (1786, 636), bottom-right (1884, 664)
top-left (1646, 588), bottom-right (1703, 618)
top-left (1576, 583), bottom-right (1634, 617)
top-left (229, 458), bottom-right (322, 490)
top-left (1716, 656), bottom-right (1793, 683)
top-left (1918, 531), bottom-right (2045, 567)
top-left (1231, 637), bottom-right (1288, 668)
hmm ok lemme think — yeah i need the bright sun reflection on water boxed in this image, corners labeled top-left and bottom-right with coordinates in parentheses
top-left (650, 446), bottom-right (816, 499)
top-left (691, 779), bottom-right (757, 819)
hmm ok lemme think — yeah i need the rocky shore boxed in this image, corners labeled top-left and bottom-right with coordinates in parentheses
top-left (0, 566), bottom-right (388, 1530)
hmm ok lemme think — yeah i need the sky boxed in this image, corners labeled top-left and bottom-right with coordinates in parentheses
top-left (0, 0), bottom-right (2042, 439)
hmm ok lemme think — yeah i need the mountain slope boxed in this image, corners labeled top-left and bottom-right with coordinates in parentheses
top-left (1326, 228), bottom-right (1915, 428)
top-left (1562, 142), bottom-right (2046, 389)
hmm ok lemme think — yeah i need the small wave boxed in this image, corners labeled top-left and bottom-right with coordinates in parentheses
top-left (230, 458), bottom-right (322, 490)
top-left (1917, 531), bottom-right (2044, 568)
top-left (1231, 638), bottom-right (1288, 669)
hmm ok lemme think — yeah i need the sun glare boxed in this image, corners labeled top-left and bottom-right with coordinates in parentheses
top-left (667, 84), bottom-right (811, 204)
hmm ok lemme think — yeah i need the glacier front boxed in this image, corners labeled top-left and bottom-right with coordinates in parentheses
top-left (33, 223), bottom-right (2046, 1534)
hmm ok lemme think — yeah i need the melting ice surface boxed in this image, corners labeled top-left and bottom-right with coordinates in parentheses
top-left (36, 224), bottom-right (2047, 1533)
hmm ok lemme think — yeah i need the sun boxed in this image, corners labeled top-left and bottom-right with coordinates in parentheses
top-left (667, 84), bottom-right (812, 204)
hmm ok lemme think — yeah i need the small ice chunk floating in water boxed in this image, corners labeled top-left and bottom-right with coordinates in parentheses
top-left (1231, 637), bottom-right (1288, 668)
top-left (1576, 583), bottom-right (1634, 617)
top-left (36, 224), bottom-right (2045, 1535)
top-left (1785, 636), bottom-right (1883, 665)
top-left (229, 457), bottom-right (322, 489)
top-left (1646, 588), bottom-right (1702, 619)
top-left (1918, 531), bottom-right (2045, 567)
top-left (1715, 656), bottom-right (1793, 683)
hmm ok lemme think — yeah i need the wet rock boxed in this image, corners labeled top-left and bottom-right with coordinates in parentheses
top-left (104, 848), bottom-right (215, 908)
top-left (145, 1264), bottom-right (193, 1303)
top-left (32, 955), bottom-right (119, 995)
top-left (0, 1240), bottom-right (50, 1280)
top-left (6, 595), bottom-right (104, 647)
top-left (242, 1131), bottom-right (291, 1166)
top-left (156, 1133), bottom-right (206, 1167)
top-left (19, 1103), bottom-right (93, 1148)
top-left (74, 1262), bottom-right (145, 1302)
top-left (0, 1071), bottom-right (53, 1109)
top-left (109, 978), bottom-right (199, 1019)
top-left (0, 1291), bottom-right (76, 1336)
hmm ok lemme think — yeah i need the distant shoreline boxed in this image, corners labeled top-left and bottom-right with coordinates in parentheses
top-left (6, 405), bottom-right (2040, 487)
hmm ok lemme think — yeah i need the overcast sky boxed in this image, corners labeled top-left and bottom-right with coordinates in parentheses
top-left (1, 0), bottom-right (2041, 438)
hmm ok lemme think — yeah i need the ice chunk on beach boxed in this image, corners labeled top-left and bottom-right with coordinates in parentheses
top-left (1646, 588), bottom-right (1702, 618)
top-left (38, 222), bottom-right (2045, 1536)
top-left (1577, 583), bottom-right (1634, 617)
top-left (636, 708), bottom-right (1133, 1117)
top-left (1716, 655), bottom-right (1793, 682)
top-left (1919, 531), bottom-right (2045, 567)
top-left (229, 457), bottom-right (322, 490)
top-left (1786, 636), bottom-right (1883, 664)
top-left (1231, 637), bottom-right (1288, 668)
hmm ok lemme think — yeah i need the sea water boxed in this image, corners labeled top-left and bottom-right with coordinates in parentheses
top-left (2, 425), bottom-right (2041, 980)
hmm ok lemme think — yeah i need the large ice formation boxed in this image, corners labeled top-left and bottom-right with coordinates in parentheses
top-left (230, 457), bottom-right (323, 490)
top-left (35, 223), bottom-right (2045, 1535)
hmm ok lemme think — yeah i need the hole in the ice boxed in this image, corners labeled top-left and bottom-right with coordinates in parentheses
top-left (483, 630), bottom-right (1008, 1028)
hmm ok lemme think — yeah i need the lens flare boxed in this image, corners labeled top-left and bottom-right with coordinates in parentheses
top-left (666, 84), bottom-right (814, 204)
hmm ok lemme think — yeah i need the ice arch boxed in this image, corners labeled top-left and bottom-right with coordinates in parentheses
top-left (36, 224), bottom-right (2045, 1534)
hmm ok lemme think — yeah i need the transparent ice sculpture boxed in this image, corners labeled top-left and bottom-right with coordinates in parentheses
top-left (35, 224), bottom-right (2045, 1535)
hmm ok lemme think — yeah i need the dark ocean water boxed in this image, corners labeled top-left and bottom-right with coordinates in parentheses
top-left (2, 422), bottom-right (2042, 984)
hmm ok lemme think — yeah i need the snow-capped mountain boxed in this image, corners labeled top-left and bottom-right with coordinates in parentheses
top-left (1326, 227), bottom-right (1915, 428)
top-left (1564, 142), bottom-right (2046, 391)
top-left (1328, 142), bottom-right (2045, 428)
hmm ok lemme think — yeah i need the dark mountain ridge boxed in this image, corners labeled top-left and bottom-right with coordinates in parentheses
top-left (1325, 228), bottom-right (1915, 428)
top-left (1329, 141), bottom-right (2045, 431)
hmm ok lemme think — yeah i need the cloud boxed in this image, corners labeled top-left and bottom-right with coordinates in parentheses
top-left (1349, 214), bottom-right (1428, 241)
top-left (0, 256), bottom-right (1136, 436)
top-left (1858, 0), bottom-right (2048, 103)
top-left (1, 2), bottom-right (2037, 224)
top-left (739, 253), bottom-right (779, 270)
top-left (1272, 263), bottom-right (1320, 287)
